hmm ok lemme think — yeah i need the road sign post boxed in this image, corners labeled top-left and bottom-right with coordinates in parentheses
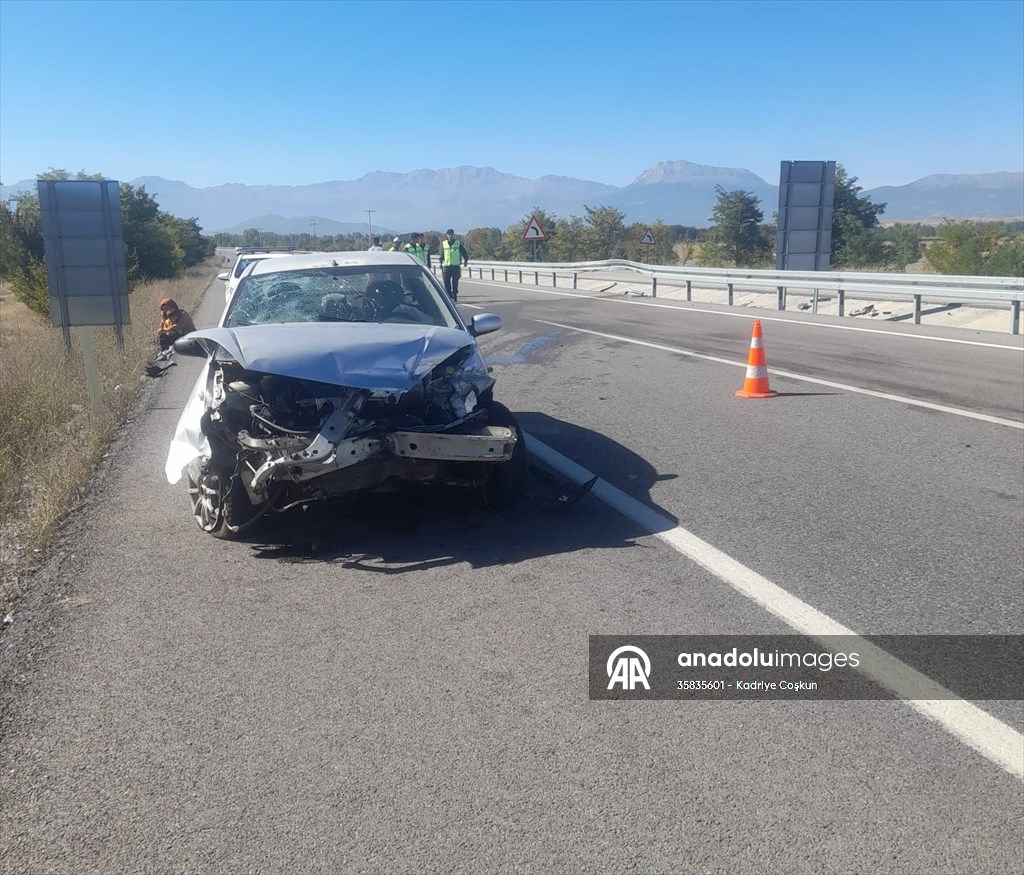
top-left (522, 214), bottom-right (548, 262)
top-left (640, 228), bottom-right (656, 267)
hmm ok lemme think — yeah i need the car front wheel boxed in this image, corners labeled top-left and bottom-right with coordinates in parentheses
top-left (482, 402), bottom-right (528, 509)
top-left (186, 461), bottom-right (265, 539)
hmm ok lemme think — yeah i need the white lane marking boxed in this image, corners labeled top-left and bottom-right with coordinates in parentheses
top-left (525, 434), bottom-right (1024, 780)
top-left (536, 319), bottom-right (1024, 430)
top-left (465, 279), bottom-right (1024, 351)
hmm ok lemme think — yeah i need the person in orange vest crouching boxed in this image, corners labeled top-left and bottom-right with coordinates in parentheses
top-left (158, 297), bottom-right (197, 352)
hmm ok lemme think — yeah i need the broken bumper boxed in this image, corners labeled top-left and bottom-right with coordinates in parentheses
top-left (250, 425), bottom-right (516, 492)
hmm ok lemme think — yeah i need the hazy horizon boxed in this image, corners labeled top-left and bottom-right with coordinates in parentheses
top-left (5, 163), bottom-right (1022, 195)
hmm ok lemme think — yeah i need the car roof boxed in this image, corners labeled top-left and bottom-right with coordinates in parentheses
top-left (247, 250), bottom-right (421, 275)
top-left (234, 251), bottom-right (298, 263)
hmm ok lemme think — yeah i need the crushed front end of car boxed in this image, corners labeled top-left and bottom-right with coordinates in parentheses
top-left (165, 323), bottom-right (526, 538)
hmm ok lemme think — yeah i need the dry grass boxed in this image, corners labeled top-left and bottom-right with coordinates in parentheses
top-left (0, 260), bottom-right (217, 618)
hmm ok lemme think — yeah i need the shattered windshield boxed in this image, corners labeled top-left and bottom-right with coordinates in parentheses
top-left (224, 266), bottom-right (458, 329)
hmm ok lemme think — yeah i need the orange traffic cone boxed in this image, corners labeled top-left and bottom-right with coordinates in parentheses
top-left (735, 320), bottom-right (778, 399)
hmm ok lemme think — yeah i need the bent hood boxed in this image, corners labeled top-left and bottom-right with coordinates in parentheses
top-left (185, 323), bottom-right (478, 392)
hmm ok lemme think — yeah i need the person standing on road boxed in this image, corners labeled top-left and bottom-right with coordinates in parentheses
top-left (440, 228), bottom-right (469, 301)
top-left (387, 236), bottom-right (402, 252)
top-left (405, 232), bottom-right (430, 266)
top-left (368, 236), bottom-right (383, 251)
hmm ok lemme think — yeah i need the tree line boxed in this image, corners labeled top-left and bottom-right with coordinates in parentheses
top-left (0, 170), bottom-right (215, 318)
top-left (693, 165), bottom-right (1023, 276)
top-left (213, 209), bottom-right (694, 268)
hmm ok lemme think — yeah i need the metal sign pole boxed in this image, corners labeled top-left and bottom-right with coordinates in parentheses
top-left (45, 182), bottom-right (73, 354)
top-left (100, 182), bottom-right (125, 350)
top-left (76, 327), bottom-right (104, 417)
top-left (59, 288), bottom-right (72, 355)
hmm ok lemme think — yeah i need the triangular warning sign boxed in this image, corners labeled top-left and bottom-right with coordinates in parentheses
top-left (522, 215), bottom-right (548, 241)
top-left (640, 229), bottom-right (656, 245)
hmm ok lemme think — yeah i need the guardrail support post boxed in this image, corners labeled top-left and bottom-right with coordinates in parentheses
top-left (838, 289), bottom-right (845, 317)
top-left (491, 268), bottom-right (495, 280)
top-left (651, 277), bottom-right (657, 298)
top-left (504, 269), bottom-right (508, 282)
top-left (518, 270), bottom-right (523, 283)
top-left (913, 294), bottom-right (922, 325)
top-left (686, 280), bottom-right (691, 302)
top-left (812, 288), bottom-right (819, 314)
top-left (777, 286), bottom-right (784, 310)
top-left (1012, 300), bottom-right (1021, 335)
top-left (552, 272), bottom-right (557, 288)
top-left (573, 272), bottom-right (578, 290)
top-left (727, 283), bottom-right (734, 306)
top-left (534, 271), bottom-right (539, 285)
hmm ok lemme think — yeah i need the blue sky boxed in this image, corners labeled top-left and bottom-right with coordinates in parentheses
top-left (1, 0), bottom-right (1021, 190)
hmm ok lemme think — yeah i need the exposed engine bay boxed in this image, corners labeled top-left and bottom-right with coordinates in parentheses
top-left (171, 334), bottom-right (524, 537)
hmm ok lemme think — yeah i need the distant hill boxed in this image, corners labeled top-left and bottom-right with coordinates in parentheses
top-left (3, 163), bottom-right (1021, 232)
top-left (123, 168), bottom-right (616, 233)
top-left (605, 160), bottom-right (780, 225)
top-left (862, 172), bottom-right (1024, 221)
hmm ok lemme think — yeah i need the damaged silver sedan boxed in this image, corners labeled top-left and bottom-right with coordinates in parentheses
top-left (165, 251), bottom-right (527, 538)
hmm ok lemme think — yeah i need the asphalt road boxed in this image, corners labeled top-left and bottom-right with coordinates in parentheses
top-left (2, 268), bottom-right (1022, 874)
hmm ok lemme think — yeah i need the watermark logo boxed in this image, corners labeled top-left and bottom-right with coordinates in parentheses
top-left (607, 645), bottom-right (651, 690)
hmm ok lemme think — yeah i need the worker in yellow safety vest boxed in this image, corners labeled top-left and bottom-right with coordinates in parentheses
top-left (405, 232), bottom-right (430, 266)
top-left (440, 229), bottom-right (469, 301)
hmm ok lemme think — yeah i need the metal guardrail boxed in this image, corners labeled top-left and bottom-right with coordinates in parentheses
top-left (443, 258), bottom-right (1024, 334)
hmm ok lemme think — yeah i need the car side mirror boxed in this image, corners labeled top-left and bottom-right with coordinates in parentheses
top-left (218, 273), bottom-right (230, 281)
top-left (173, 336), bottom-right (207, 357)
top-left (469, 313), bottom-right (502, 337)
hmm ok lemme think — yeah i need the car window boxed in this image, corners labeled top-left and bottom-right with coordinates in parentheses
top-left (224, 266), bottom-right (459, 329)
top-left (233, 256), bottom-right (264, 279)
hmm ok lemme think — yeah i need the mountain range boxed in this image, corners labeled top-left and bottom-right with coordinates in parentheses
top-left (3, 161), bottom-right (1021, 234)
